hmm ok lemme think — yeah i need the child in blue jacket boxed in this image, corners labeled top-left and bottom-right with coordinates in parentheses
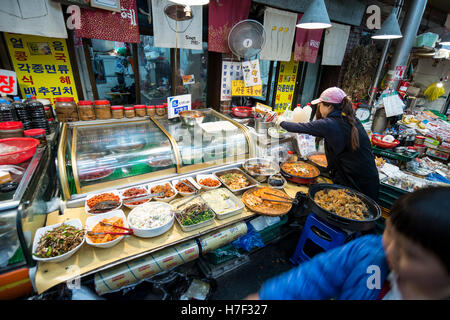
top-left (246, 186), bottom-right (450, 300)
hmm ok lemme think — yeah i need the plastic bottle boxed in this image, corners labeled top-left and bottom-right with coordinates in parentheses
top-left (12, 96), bottom-right (33, 130)
top-left (25, 96), bottom-right (50, 134)
top-left (0, 98), bottom-right (17, 122)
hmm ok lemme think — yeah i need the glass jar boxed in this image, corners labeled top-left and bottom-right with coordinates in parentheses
top-left (24, 128), bottom-right (47, 147)
top-left (77, 100), bottom-right (96, 121)
top-left (0, 121), bottom-right (24, 138)
top-left (94, 100), bottom-right (112, 120)
top-left (55, 97), bottom-right (79, 122)
top-left (44, 106), bottom-right (52, 120)
top-left (163, 103), bottom-right (168, 115)
top-left (111, 105), bottom-right (124, 119)
top-left (156, 105), bottom-right (165, 116)
top-left (134, 105), bottom-right (146, 117)
top-left (146, 105), bottom-right (156, 117)
top-left (124, 106), bottom-right (135, 118)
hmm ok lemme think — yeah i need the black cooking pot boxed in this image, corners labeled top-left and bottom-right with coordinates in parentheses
top-left (296, 183), bottom-right (381, 231)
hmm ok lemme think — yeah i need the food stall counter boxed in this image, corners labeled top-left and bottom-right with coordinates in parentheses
top-left (33, 182), bottom-right (310, 294)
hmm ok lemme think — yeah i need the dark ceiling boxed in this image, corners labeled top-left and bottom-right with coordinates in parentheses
top-left (428, 0), bottom-right (450, 13)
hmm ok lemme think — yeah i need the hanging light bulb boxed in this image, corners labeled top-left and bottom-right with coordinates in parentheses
top-left (296, 0), bottom-right (332, 29)
top-left (371, 10), bottom-right (403, 39)
top-left (169, 0), bottom-right (209, 5)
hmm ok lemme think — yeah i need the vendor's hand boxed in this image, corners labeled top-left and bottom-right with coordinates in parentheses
top-left (275, 115), bottom-right (285, 128)
top-left (244, 292), bottom-right (260, 300)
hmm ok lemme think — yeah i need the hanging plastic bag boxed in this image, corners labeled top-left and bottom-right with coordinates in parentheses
top-left (231, 223), bottom-right (265, 252)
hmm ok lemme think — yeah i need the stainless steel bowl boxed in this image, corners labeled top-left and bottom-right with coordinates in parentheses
top-left (179, 110), bottom-right (205, 126)
top-left (242, 158), bottom-right (280, 182)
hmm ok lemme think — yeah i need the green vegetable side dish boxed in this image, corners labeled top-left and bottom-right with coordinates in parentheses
top-left (176, 203), bottom-right (214, 226)
top-left (33, 224), bottom-right (84, 258)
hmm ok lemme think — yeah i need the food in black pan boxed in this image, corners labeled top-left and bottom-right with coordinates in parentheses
top-left (314, 188), bottom-right (368, 220)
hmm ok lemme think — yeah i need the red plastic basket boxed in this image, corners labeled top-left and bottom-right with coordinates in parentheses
top-left (0, 137), bottom-right (40, 165)
top-left (371, 134), bottom-right (400, 149)
top-left (232, 106), bottom-right (253, 118)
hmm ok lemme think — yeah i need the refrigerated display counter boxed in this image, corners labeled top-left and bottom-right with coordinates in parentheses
top-left (57, 109), bottom-right (254, 205)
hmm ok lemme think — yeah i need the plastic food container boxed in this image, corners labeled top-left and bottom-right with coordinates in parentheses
top-left (77, 100), bottom-right (96, 121)
top-left (44, 106), bottom-right (53, 120)
top-left (371, 134), bottom-right (400, 149)
top-left (172, 177), bottom-right (201, 197)
top-left (120, 186), bottom-right (150, 209)
top-left (0, 121), bottom-right (24, 138)
top-left (414, 136), bottom-right (426, 145)
top-left (32, 219), bottom-right (85, 263)
top-left (94, 100), bottom-right (112, 120)
top-left (111, 105), bottom-right (124, 119)
top-left (156, 105), bottom-right (165, 116)
top-left (148, 182), bottom-right (178, 203)
top-left (171, 195), bottom-right (216, 232)
top-left (146, 105), bottom-right (156, 116)
top-left (0, 137), bottom-right (40, 165)
top-left (24, 128), bottom-right (47, 147)
top-left (84, 190), bottom-right (122, 215)
top-left (124, 106), bottom-right (135, 118)
top-left (200, 188), bottom-right (244, 220)
top-left (196, 174), bottom-right (221, 190)
top-left (85, 210), bottom-right (128, 249)
top-left (232, 106), bottom-right (253, 118)
top-left (55, 97), bottom-right (79, 122)
top-left (134, 105), bottom-right (146, 117)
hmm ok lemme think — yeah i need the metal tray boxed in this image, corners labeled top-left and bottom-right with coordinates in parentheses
top-left (171, 195), bottom-right (216, 232)
top-left (200, 188), bottom-right (244, 220)
top-left (213, 168), bottom-right (259, 195)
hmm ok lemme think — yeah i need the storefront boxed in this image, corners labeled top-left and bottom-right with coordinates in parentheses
top-left (0, 0), bottom-right (448, 301)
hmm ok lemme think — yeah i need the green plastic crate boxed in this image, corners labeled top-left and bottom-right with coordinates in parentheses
top-left (204, 215), bottom-right (289, 265)
top-left (372, 146), bottom-right (418, 162)
top-left (377, 182), bottom-right (407, 209)
top-left (258, 214), bottom-right (289, 244)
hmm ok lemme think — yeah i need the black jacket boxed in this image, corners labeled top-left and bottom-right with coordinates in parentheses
top-left (280, 110), bottom-right (379, 201)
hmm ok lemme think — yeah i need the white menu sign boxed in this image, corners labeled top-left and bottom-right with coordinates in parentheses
top-left (242, 59), bottom-right (262, 87)
top-left (167, 94), bottom-right (191, 119)
top-left (220, 61), bottom-right (243, 101)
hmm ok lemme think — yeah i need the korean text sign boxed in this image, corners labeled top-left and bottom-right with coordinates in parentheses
top-left (4, 33), bottom-right (78, 103)
top-left (168, 94), bottom-right (191, 119)
top-left (0, 69), bottom-right (17, 96)
top-left (231, 80), bottom-right (262, 97)
top-left (274, 54), bottom-right (299, 113)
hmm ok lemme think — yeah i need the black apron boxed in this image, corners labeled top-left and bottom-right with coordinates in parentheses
top-left (324, 113), bottom-right (380, 201)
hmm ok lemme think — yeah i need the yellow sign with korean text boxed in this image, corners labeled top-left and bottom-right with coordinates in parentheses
top-left (274, 54), bottom-right (299, 113)
top-left (231, 80), bottom-right (262, 97)
top-left (4, 33), bottom-right (79, 104)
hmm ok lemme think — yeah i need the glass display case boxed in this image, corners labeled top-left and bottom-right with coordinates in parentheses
top-left (57, 109), bottom-right (254, 200)
top-left (0, 145), bottom-right (58, 286)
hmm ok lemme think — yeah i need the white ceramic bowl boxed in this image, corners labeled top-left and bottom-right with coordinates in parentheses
top-left (32, 219), bottom-right (85, 263)
top-left (85, 210), bottom-right (128, 249)
top-left (120, 186), bottom-right (151, 210)
top-left (148, 182), bottom-right (178, 203)
top-left (196, 174), bottom-right (221, 190)
top-left (172, 177), bottom-right (201, 197)
top-left (127, 202), bottom-right (175, 238)
top-left (85, 190), bottom-right (122, 215)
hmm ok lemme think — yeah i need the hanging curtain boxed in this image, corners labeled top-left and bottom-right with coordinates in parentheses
top-left (208, 0), bottom-right (251, 53)
top-left (293, 14), bottom-right (323, 64)
top-left (322, 22), bottom-right (351, 66)
top-left (259, 7), bottom-right (297, 62)
top-left (75, 0), bottom-right (140, 43)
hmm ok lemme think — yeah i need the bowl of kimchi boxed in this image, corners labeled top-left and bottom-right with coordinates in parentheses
top-left (85, 210), bottom-right (129, 248)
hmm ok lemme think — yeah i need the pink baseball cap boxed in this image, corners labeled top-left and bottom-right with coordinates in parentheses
top-left (311, 87), bottom-right (347, 105)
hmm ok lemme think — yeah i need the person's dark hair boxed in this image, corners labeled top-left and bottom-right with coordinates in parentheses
top-left (322, 96), bottom-right (360, 151)
top-left (389, 186), bottom-right (450, 273)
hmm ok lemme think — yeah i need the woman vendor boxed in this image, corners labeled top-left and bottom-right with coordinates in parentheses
top-left (276, 87), bottom-right (379, 201)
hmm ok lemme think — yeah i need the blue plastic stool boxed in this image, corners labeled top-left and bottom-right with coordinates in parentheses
top-left (290, 213), bottom-right (355, 265)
